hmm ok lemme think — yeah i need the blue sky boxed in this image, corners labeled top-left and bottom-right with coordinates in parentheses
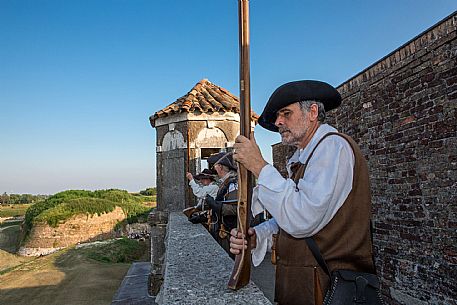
top-left (0, 1), bottom-right (455, 194)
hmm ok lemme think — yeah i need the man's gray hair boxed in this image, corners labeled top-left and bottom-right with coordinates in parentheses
top-left (220, 164), bottom-right (231, 173)
top-left (299, 100), bottom-right (326, 123)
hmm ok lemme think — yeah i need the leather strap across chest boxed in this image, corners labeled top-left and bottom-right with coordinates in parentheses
top-left (274, 131), bottom-right (375, 305)
top-left (290, 132), bottom-right (341, 184)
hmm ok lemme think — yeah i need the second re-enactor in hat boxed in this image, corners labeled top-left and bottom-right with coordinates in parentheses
top-left (206, 152), bottom-right (239, 253)
top-left (186, 168), bottom-right (218, 204)
top-left (183, 168), bottom-right (219, 222)
top-left (230, 80), bottom-right (376, 305)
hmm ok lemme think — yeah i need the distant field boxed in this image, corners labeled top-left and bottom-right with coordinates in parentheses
top-left (143, 200), bottom-right (157, 209)
top-left (134, 195), bottom-right (157, 208)
top-left (0, 204), bottom-right (32, 218)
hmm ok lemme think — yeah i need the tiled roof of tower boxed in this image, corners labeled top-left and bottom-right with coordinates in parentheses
top-left (150, 79), bottom-right (259, 127)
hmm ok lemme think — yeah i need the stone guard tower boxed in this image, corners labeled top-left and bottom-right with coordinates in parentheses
top-left (150, 79), bottom-right (258, 212)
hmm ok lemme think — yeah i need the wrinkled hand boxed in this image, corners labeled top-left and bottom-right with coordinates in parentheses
top-left (229, 227), bottom-right (256, 255)
top-left (233, 132), bottom-right (268, 178)
top-left (186, 172), bottom-right (193, 181)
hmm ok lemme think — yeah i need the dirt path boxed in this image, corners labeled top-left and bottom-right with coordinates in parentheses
top-left (0, 248), bottom-right (131, 305)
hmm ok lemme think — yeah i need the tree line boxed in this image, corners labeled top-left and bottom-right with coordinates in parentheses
top-left (138, 187), bottom-right (156, 196)
top-left (0, 187), bottom-right (156, 205)
top-left (0, 193), bottom-right (49, 205)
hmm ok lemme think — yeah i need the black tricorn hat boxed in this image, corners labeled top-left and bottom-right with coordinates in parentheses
top-left (194, 168), bottom-right (216, 181)
top-left (258, 80), bottom-right (342, 132)
top-left (207, 152), bottom-right (237, 171)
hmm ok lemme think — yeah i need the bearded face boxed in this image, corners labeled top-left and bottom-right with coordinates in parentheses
top-left (275, 103), bottom-right (311, 146)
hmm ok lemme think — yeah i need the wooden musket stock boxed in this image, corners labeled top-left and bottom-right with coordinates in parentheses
top-left (228, 0), bottom-right (252, 290)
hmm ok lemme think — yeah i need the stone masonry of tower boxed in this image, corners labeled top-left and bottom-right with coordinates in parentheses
top-left (150, 79), bottom-right (257, 212)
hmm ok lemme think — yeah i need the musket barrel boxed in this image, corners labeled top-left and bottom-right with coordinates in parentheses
top-left (228, 0), bottom-right (253, 290)
top-left (239, 0), bottom-right (251, 138)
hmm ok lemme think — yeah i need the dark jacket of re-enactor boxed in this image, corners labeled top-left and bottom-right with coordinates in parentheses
top-left (275, 132), bottom-right (375, 305)
top-left (215, 175), bottom-right (238, 202)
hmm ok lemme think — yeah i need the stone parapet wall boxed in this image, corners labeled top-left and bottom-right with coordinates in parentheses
top-left (19, 207), bottom-right (126, 255)
top-left (149, 210), bottom-right (168, 296)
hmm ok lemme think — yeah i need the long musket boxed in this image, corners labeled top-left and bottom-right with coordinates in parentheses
top-left (228, 0), bottom-right (252, 290)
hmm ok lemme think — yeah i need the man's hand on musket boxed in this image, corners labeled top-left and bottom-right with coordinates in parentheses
top-left (186, 172), bottom-right (193, 181)
top-left (233, 132), bottom-right (268, 178)
top-left (229, 228), bottom-right (257, 255)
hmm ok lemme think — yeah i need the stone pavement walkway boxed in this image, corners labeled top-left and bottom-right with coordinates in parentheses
top-left (111, 262), bottom-right (156, 305)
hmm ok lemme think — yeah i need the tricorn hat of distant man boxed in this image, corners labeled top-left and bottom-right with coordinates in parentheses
top-left (194, 168), bottom-right (217, 181)
top-left (208, 152), bottom-right (237, 171)
top-left (258, 80), bottom-right (342, 132)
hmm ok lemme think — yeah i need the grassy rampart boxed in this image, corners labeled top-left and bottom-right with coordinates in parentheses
top-left (23, 189), bottom-right (151, 236)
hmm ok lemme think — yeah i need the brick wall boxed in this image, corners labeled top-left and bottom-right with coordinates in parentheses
top-left (328, 13), bottom-right (456, 305)
top-left (270, 12), bottom-right (456, 305)
top-left (271, 143), bottom-right (296, 178)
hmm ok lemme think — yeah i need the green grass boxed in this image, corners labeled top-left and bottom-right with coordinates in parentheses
top-left (23, 189), bottom-right (151, 235)
top-left (131, 194), bottom-right (157, 208)
top-left (35, 198), bottom-right (119, 227)
top-left (0, 204), bottom-right (32, 218)
top-left (134, 195), bottom-right (155, 202)
top-left (76, 237), bottom-right (148, 263)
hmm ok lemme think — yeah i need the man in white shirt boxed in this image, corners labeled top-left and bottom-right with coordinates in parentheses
top-left (187, 169), bottom-right (218, 205)
top-left (183, 168), bottom-right (218, 222)
top-left (230, 80), bottom-right (375, 305)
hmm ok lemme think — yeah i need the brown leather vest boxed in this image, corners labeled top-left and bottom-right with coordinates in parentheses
top-left (275, 132), bottom-right (375, 305)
